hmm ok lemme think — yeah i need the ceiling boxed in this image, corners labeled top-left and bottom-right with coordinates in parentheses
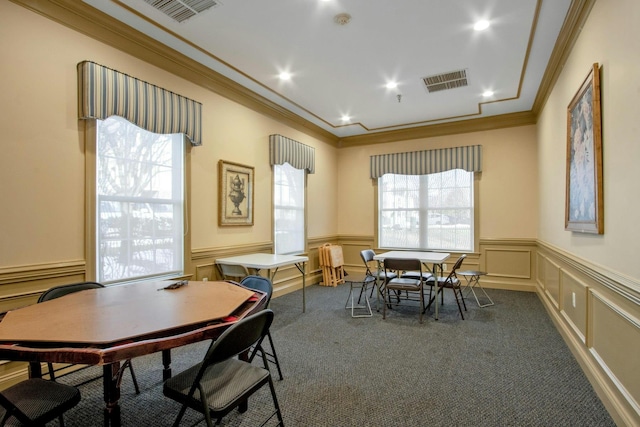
top-left (81, 0), bottom-right (574, 141)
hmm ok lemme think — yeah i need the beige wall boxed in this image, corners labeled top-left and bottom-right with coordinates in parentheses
top-left (1, 1), bottom-right (639, 424)
top-left (337, 126), bottom-right (539, 240)
top-left (0, 1), bottom-right (338, 269)
top-left (536, 0), bottom-right (640, 425)
top-left (537, 0), bottom-right (640, 280)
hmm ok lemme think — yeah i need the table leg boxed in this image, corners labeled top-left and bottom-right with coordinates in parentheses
top-left (434, 263), bottom-right (445, 320)
top-left (28, 361), bottom-right (42, 378)
top-left (293, 262), bottom-right (306, 313)
top-left (103, 363), bottom-right (122, 427)
top-left (375, 260), bottom-right (383, 312)
top-left (162, 349), bottom-right (172, 380)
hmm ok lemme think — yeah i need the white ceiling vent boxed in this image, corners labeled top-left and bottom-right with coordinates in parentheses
top-left (144, 0), bottom-right (222, 23)
top-left (422, 69), bottom-right (468, 93)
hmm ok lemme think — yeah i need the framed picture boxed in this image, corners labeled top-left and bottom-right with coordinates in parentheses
top-left (218, 160), bottom-right (254, 226)
top-left (565, 63), bottom-right (603, 234)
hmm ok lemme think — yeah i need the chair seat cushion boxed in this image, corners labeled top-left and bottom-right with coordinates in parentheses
top-left (386, 277), bottom-right (423, 291)
top-left (437, 277), bottom-right (461, 287)
top-left (401, 271), bottom-right (434, 282)
top-left (0, 378), bottom-right (80, 426)
top-left (164, 359), bottom-right (270, 413)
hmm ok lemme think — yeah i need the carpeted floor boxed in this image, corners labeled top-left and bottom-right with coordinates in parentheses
top-left (58, 283), bottom-right (615, 426)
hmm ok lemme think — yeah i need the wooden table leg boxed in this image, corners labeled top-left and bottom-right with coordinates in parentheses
top-left (28, 361), bottom-right (42, 378)
top-left (103, 362), bottom-right (122, 427)
top-left (162, 349), bottom-right (172, 380)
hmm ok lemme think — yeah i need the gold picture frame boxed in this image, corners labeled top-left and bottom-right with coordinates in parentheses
top-left (565, 63), bottom-right (603, 234)
top-left (218, 160), bottom-right (254, 226)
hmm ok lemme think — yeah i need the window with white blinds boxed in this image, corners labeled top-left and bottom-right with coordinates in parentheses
top-left (378, 169), bottom-right (474, 251)
top-left (273, 162), bottom-right (305, 255)
top-left (96, 116), bottom-right (184, 283)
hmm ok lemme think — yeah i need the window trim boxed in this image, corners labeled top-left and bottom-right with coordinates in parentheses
top-left (374, 173), bottom-right (480, 253)
top-left (272, 162), bottom-right (307, 255)
top-left (84, 119), bottom-right (192, 283)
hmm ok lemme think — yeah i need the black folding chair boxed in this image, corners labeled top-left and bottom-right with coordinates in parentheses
top-left (240, 275), bottom-right (284, 380)
top-left (0, 378), bottom-right (80, 427)
top-left (383, 258), bottom-right (433, 324)
top-left (38, 282), bottom-right (140, 393)
top-left (163, 310), bottom-right (284, 427)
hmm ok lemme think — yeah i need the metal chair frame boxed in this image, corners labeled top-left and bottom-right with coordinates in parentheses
top-left (435, 254), bottom-right (468, 319)
top-left (240, 275), bottom-right (284, 380)
top-left (383, 258), bottom-right (431, 324)
top-left (163, 310), bottom-right (284, 427)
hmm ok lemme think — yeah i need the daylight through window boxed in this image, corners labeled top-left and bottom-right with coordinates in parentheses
top-left (96, 116), bottom-right (184, 283)
top-left (378, 169), bottom-right (474, 251)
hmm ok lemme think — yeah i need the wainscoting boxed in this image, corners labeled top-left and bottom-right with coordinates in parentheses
top-left (0, 238), bottom-right (638, 426)
top-left (536, 242), bottom-right (640, 427)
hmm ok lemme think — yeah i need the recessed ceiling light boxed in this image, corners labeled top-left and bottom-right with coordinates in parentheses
top-left (341, 115), bottom-right (351, 122)
top-left (386, 82), bottom-right (398, 89)
top-left (278, 72), bottom-right (292, 81)
top-left (474, 20), bottom-right (490, 31)
top-left (482, 90), bottom-right (494, 97)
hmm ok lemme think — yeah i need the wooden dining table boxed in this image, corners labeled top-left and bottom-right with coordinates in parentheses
top-left (0, 280), bottom-right (267, 427)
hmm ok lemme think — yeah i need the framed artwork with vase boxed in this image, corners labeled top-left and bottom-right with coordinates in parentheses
top-left (218, 160), bottom-right (254, 226)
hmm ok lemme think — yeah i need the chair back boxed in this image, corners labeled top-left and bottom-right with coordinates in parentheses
top-left (203, 309), bottom-right (274, 367)
top-left (217, 263), bottom-right (250, 281)
top-left (38, 282), bottom-right (104, 303)
top-left (442, 254), bottom-right (467, 283)
top-left (360, 249), bottom-right (376, 275)
top-left (240, 275), bottom-right (273, 304)
top-left (383, 258), bottom-right (422, 278)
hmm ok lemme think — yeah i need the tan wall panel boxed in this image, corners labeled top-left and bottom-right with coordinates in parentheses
top-left (543, 257), bottom-right (561, 309)
top-left (590, 291), bottom-right (640, 416)
top-left (560, 270), bottom-right (587, 342)
top-left (485, 249), bottom-right (531, 279)
top-left (536, 252), bottom-right (546, 290)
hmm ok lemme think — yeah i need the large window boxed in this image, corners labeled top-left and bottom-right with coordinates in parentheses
top-left (273, 162), bottom-right (305, 255)
top-left (96, 116), bottom-right (184, 284)
top-left (378, 169), bottom-right (474, 251)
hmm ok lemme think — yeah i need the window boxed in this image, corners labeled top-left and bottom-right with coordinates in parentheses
top-left (96, 116), bottom-right (184, 284)
top-left (378, 169), bottom-right (474, 251)
top-left (273, 162), bottom-right (305, 255)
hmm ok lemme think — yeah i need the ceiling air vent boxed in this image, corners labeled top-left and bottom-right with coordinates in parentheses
top-left (422, 69), bottom-right (468, 93)
top-left (144, 0), bottom-right (222, 23)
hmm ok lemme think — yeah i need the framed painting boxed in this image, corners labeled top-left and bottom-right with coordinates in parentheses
top-left (565, 63), bottom-right (603, 234)
top-left (218, 160), bottom-right (254, 226)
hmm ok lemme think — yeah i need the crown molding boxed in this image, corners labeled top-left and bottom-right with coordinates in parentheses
top-left (531, 0), bottom-right (598, 115)
top-left (10, 0), bottom-right (591, 148)
top-left (337, 111), bottom-right (537, 146)
top-left (10, 0), bottom-right (340, 146)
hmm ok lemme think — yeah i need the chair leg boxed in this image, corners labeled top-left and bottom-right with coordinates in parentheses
top-left (266, 331), bottom-right (284, 381)
top-left (267, 377), bottom-right (285, 426)
top-left (383, 288), bottom-right (388, 319)
top-left (127, 361), bottom-right (140, 394)
top-left (451, 287), bottom-right (466, 320)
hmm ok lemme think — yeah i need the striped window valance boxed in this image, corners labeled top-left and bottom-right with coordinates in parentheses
top-left (269, 134), bottom-right (315, 174)
top-left (370, 145), bottom-right (482, 179)
top-left (77, 61), bottom-right (203, 146)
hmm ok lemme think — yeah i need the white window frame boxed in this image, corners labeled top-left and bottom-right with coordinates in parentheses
top-left (89, 116), bottom-right (185, 284)
top-left (378, 169), bottom-right (475, 252)
top-left (273, 162), bottom-right (305, 255)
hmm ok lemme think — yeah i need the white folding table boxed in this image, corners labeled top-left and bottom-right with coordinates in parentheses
top-left (373, 250), bottom-right (451, 320)
top-left (215, 253), bottom-right (309, 312)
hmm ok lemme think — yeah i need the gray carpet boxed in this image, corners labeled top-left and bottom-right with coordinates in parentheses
top-left (57, 284), bottom-right (615, 426)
